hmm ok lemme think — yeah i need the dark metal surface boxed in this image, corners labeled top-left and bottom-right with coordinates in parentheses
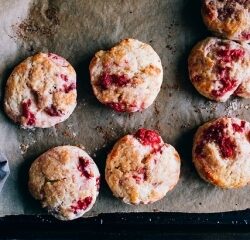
top-left (1, 210), bottom-right (250, 239)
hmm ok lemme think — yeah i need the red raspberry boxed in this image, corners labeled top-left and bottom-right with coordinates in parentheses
top-left (96, 177), bottom-right (100, 190)
top-left (211, 67), bottom-right (237, 97)
top-left (22, 99), bottom-right (36, 125)
top-left (44, 105), bottom-right (62, 117)
top-left (132, 168), bottom-right (147, 184)
top-left (78, 157), bottom-right (93, 179)
top-left (64, 83), bottom-right (76, 93)
top-left (232, 121), bottom-right (246, 132)
top-left (134, 128), bottom-right (162, 152)
top-left (60, 74), bottom-right (68, 81)
top-left (71, 196), bottom-right (92, 214)
top-left (100, 72), bottom-right (130, 89)
top-left (195, 121), bottom-right (236, 159)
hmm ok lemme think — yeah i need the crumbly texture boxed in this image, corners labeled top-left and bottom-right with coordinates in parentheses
top-left (28, 146), bottom-right (100, 220)
top-left (188, 37), bottom-right (250, 102)
top-left (105, 129), bottom-right (180, 205)
top-left (89, 38), bottom-right (163, 112)
top-left (202, 0), bottom-right (250, 43)
top-left (193, 117), bottom-right (250, 189)
top-left (234, 44), bottom-right (250, 98)
top-left (4, 53), bottom-right (77, 128)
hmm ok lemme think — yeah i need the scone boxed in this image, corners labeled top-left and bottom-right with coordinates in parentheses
top-left (105, 128), bottom-right (180, 205)
top-left (188, 37), bottom-right (249, 102)
top-left (4, 53), bottom-right (77, 128)
top-left (202, 0), bottom-right (250, 43)
top-left (234, 44), bottom-right (250, 98)
top-left (89, 38), bottom-right (163, 112)
top-left (28, 146), bottom-right (100, 220)
top-left (193, 117), bottom-right (250, 189)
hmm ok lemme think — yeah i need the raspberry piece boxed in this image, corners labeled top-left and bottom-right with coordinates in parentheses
top-left (22, 99), bottom-right (36, 125)
top-left (64, 83), bottom-right (76, 93)
top-left (100, 72), bottom-right (112, 89)
top-left (44, 105), bottom-right (62, 117)
top-left (113, 74), bottom-right (130, 86)
top-left (100, 72), bottom-right (130, 89)
top-left (232, 121), bottom-right (246, 132)
top-left (220, 136), bottom-right (236, 158)
top-left (132, 167), bottom-right (147, 184)
top-left (96, 177), bottom-right (100, 190)
top-left (242, 32), bottom-right (250, 40)
top-left (211, 67), bottom-right (237, 97)
top-left (71, 196), bottom-right (92, 214)
top-left (108, 102), bottom-right (127, 112)
top-left (60, 74), bottom-right (68, 82)
top-left (48, 53), bottom-right (68, 67)
top-left (217, 48), bottom-right (245, 63)
top-left (78, 157), bottom-right (93, 179)
top-left (195, 121), bottom-right (236, 159)
top-left (134, 128), bottom-right (162, 151)
top-left (108, 101), bottom-right (138, 112)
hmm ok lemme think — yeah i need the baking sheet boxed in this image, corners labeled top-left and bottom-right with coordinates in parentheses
top-left (0, 0), bottom-right (250, 217)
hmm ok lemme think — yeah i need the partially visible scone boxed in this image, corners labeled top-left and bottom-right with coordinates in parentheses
top-left (105, 128), bottom-right (181, 205)
top-left (202, 0), bottom-right (250, 43)
top-left (28, 146), bottom-right (100, 220)
top-left (193, 117), bottom-right (250, 189)
top-left (4, 53), bottom-right (77, 128)
top-left (234, 43), bottom-right (250, 98)
top-left (89, 38), bottom-right (163, 112)
top-left (188, 37), bottom-right (249, 102)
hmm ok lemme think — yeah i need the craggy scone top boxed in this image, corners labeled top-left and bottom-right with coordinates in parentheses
top-left (4, 53), bottom-right (77, 128)
top-left (105, 129), bottom-right (180, 205)
top-left (28, 146), bottom-right (100, 220)
top-left (90, 38), bottom-right (163, 112)
top-left (193, 117), bottom-right (250, 189)
top-left (188, 37), bottom-right (250, 102)
top-left (202, 0), bottom-right (250, 42)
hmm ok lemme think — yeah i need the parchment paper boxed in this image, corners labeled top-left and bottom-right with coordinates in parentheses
top-left (1, 0), bottom-right (250, 217)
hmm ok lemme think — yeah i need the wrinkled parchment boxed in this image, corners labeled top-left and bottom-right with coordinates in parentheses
top-left (0, 0), bottom-right (250, 217)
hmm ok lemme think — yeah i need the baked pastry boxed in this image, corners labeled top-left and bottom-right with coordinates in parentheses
top-left (188, 37), bottom-right (249, 102)
top-left (234, 43), bottom-right (250, 98)
top-left (4, 53), bottom-right (77, 128)
top-left (202, 0), bottom-right (250, 43)
top-left (28, 146), bottom-right (100, 220)
top-left (193, 117), bottom-right (250, 189)
top-left (105, 128), bottom-right (180, 205)
top-left (89, 38), bottom-right (163, 112)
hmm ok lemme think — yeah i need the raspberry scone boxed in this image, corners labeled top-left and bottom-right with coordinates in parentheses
top-left (105, 129), bottom-right (180, 205)
top-left (28, 146), bottom-right (100, 221)
top-left (234, 44), bottom-right (250, 98)
top-left (193, 117), bottom-right (250, 189)
top-left (202, 0), bottom-right (250, 43)
top-left (188, 37), bottom-right (249, 102)
top-left (89, 38), bottom-right (163, 112)
top-left (4, 53), bottom-right (77, 128)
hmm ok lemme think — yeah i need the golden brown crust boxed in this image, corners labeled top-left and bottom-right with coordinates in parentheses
top-left (89, 38), bottom-right (163, 112)
top-left (105, 129), bottom-right (180, 205)
top-left (202, 0), bottom-right (250, 42)
top-left (188, 37), bottom-right (248, 102)
top-left (28, 146), bottom-right (100, 220)
top-left (4, 53), bottom-right (77, 128)
top-left (193, 117), bottom-right (250, 189)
